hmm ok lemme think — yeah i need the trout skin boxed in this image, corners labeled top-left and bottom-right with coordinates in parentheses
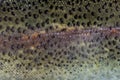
top-left (0, 0), bottom-right (120, 80)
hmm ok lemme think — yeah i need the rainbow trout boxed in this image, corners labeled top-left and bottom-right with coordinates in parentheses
top-left (0, 0), bottom-right (120, 80)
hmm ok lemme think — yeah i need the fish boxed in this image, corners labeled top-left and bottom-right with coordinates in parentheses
top-left (0, 0), bottom-right (120, 80)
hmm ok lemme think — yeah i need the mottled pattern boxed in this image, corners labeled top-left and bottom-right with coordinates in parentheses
top-left (0, 0), bottom-right (120, 80)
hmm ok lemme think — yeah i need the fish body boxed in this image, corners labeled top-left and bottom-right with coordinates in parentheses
top-left (0, 0), bottom-right (119, 80)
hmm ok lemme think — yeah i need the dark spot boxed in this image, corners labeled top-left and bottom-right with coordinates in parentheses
top-left (11, 11), bottom-right (15, 16)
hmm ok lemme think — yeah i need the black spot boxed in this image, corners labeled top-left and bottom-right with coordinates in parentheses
top-left (64, 13), bottom-right (68, 19)
top-left (28, 12), bottom-right (32, 17)
top-left (0, 25), bottom-right (3, 29)
top-left (91, 11), bottom-right (95, 16)
top-left (44, 10), bottom-right (49, 14)
top-left (11, 11), bottom-right (15, 16)
top-left (49, 5), bottom-right (53, 9)
top-left (15, 18), bottom-right (19, 24)
top-left (3, 16), bottom-right (8, 21)
top-left (2, 7), bottom-right (6, 12)
top-left (0, 17), bottom-right (2, 22)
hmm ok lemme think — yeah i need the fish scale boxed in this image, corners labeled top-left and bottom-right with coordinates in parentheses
top-left (0, 0), bottom-right (120, 80)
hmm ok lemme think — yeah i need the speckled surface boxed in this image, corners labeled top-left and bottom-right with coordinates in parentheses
top-left (0, 0), bottom-right (120, 80)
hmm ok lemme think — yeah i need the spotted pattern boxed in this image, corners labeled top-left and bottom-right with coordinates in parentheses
top-left (0, 0), bottom-right (120, 80)
top-left (0, 0), bottom-right (120, 32)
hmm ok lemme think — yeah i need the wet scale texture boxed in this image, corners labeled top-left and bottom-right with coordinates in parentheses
top-left (0, 27), bottom-right (119, 80)
top-left (0, 0), bottom-right (120, 80)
